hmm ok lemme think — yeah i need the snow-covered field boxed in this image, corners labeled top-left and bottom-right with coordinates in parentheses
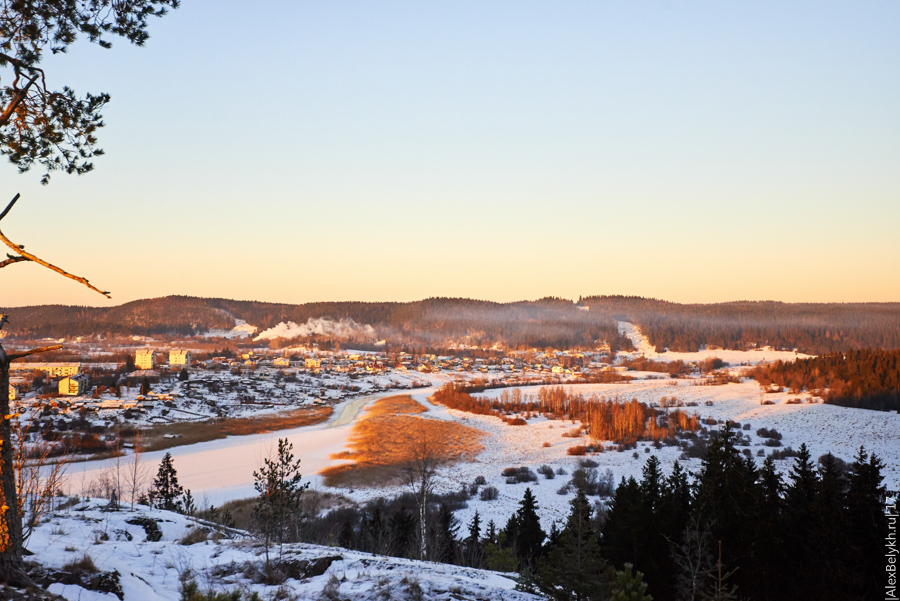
top-left (29, 500), bottom-right (536, 601)
top-left (397, 380), bottom-right (900, 533)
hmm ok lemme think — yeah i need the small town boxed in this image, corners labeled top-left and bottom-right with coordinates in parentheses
top-left (9, 340), bottom-right (635, 438)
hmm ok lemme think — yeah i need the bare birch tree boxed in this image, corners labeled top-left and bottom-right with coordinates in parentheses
top-left (125, 430), bottom-right (150, 510)
top-left (400, 432), bottom-right (440, 560)
top-left (670, 514), bottom-right (714, 601)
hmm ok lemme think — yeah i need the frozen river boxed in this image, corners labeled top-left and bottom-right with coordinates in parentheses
top-left (64, 388), bottom-right (436, 507)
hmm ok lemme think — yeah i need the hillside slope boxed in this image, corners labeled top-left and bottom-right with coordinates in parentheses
top-left (27, 499), bottom-right (537, 601)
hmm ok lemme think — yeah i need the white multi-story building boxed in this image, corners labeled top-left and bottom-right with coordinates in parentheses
top-left (135, 349), bottom-right (156, 370)
top-left (59, 374), bottom-right (88, 396)
top-left (9, 362), bottom-right (81, 378)
top-left (169, 349), bottom-right (191, 367)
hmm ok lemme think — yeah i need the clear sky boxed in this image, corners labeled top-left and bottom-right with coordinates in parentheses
top-left (2, 1), bottom-right (898, 307)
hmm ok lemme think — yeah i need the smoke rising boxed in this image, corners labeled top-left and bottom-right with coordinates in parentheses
top-left (253, 318), bottom-right (376, 341)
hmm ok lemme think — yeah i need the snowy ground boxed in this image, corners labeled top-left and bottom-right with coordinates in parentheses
top-left (29, 500), bottom-right (536, 601)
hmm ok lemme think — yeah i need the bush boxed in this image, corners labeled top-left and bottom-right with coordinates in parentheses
top-left (578, 458), bottom-right (599, 469)
top-left (501, 466), bottom-right (537, 484)
top-left (179, 527), bottom-right (209, 546)
top-left (769, 446), bottom-right (800, 461)
top-left (537, 465), bottom-right (556, 479)
top-left (569, 468), bottom-right (600, 496)
top-left (680, 438), bottom-right (708, 459)
top-left (473, 475), bottom-right (486, 486)
top-left (62, 553), bottom-right (97, 575)
top-left (180, 580), bottom-right (262, 601)
top-left (763, 438), bottom-right (782, 447)
top-left (561, 427), bottom-right (584, 438)
top-left (566, 445), bottom-right (587, 456)
top-left (756, 427), bottom-right (782, 440)
top-left (542, 441), bottom-right (551, 448)
top-left (480, 486), bottom-right (499, 501)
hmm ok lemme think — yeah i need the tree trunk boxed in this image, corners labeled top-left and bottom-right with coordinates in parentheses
top-left (0, 345), bottom-right (29, 585)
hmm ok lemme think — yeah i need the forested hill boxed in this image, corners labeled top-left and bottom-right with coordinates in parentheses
top-left (0, 296), bottom-right (627, 349)
top-left (582, 296), bottom-right (900, 354)
top-left (3, 295), bottom-right (899, 353)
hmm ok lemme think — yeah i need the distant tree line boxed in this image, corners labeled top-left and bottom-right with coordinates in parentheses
top-left (751, 348), bottom-right (900, 411)
top-left (583, 295), bottom-right (900, 354)
top-left (5, 294), bottom-right (899, 354)
top-left (2, 296), bottom-right (624, 349)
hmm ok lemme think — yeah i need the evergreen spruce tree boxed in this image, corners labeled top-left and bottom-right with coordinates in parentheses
top-left (360, 504), bottom-right (386, 554)
top-left (388, 507), bottom-right (415, 558)
top-left (515, 487), bottom-right (545, 570)
top-left (487, 514), bottom-right (521, 572)
top-left (781, 443), bottom-right (819, 600)
top-left (610, 563), bottom-right (652, 601)
top-left (754, 457), bottom-right (785, 600)
top-left (692, 428), bottom-right (760, 598)
top-left (601, 477), bottom-right (644, 569)
top-left (465, 511), bottom-right (484, 568)
top-left (655, 460), bottom-right (692, 601)
top-left (485, 519), bottom-right (498, 546)
top-left (813, 453), bottom-right (850, 601)
top-left (149, 452), bottom-right (183, 511)
top-left (338, 518), bottom-right (354, 550)
top-left (635, 456), bottom-right (668, 597)
top-left (845, 446), bottom-right (887, 599)
top-left (536, 490), bottom-right (609, 601)
top-left (431, 503), bottom-right (459, 564)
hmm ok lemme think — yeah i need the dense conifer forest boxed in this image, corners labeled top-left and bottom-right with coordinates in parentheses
top-left (751, 349), bottom-right (900, 411)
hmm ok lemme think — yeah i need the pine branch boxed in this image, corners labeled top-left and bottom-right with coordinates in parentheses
top-left (0, 255), bottom-right (29, 269)
top-left (7, 345), bottom-right (63, 360)
top-left (0, 194), bottom-right (111, 297)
